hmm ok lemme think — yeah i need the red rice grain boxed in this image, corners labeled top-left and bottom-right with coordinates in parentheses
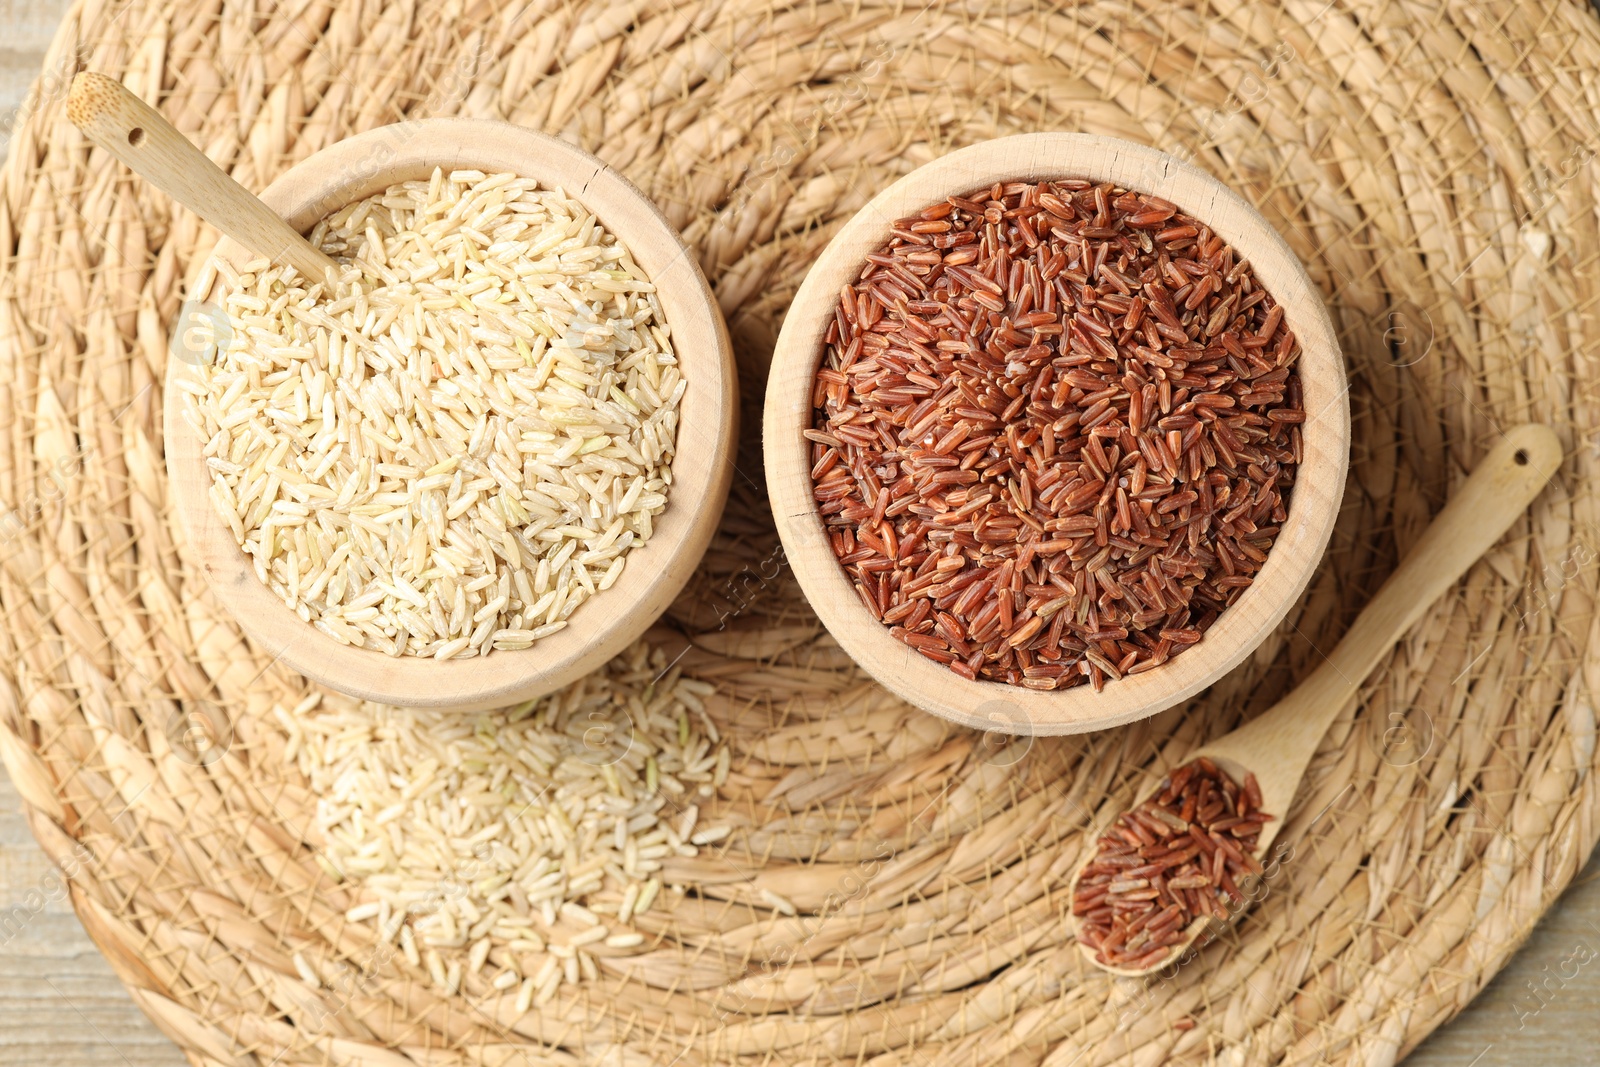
top-left (1073, 757), bottom-right (1272, 968)
top-left (809, 179), bottom-right (1303, 688)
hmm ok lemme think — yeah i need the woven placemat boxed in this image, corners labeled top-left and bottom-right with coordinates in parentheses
top-left (3, 0), bottom-right (1599, 1064)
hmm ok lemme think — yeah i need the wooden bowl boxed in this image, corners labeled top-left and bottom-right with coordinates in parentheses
top-left (165, 119), bottom-right (737, 711)
top-left (763, 133), bottom-right (1348, 736)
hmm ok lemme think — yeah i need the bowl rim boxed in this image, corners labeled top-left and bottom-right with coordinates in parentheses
top-left (164, 118), bottom-right (737, 710)
top-left (762, 132), bottom-right (1349, 736)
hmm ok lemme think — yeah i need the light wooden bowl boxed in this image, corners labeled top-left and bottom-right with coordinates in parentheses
top-left (763, 133), bottom-right (1348, 736)
top-left (164, 120), bottom-right (737, 710)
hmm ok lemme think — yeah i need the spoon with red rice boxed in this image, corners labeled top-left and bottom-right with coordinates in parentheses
top-left (1069, 423), bottom-right (1560, 977)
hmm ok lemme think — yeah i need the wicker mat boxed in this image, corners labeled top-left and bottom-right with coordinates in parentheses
top-left (3, 0), bottom-right (1599, 1063)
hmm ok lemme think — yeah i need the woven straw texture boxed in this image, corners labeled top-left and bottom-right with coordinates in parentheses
top-left (3, 0), bottom-right (1600, 1064)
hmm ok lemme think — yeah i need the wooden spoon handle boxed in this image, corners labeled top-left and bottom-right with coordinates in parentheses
top-left (1257, 424), bottom-right (1562, 746)
top-left (65, 72), bottom-right (338, 282)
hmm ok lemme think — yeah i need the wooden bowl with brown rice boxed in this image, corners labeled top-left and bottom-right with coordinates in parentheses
top-left (165, 120), bottom-right (736, 710)
top-left (763, 133), bottom-right (1348, 735)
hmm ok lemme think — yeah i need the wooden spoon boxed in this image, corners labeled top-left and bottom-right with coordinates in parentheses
top-left (1069, 422), bottom-right (1562, 978)
top-left (65, 72), bottom-right (337, 281)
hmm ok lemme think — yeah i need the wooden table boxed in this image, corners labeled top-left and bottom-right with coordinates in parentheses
top-left (0, 0), bottom-right (1597, 1060)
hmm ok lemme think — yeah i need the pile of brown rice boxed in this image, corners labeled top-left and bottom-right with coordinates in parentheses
top-left (179, 168), bottom-right (683, 659)
top-left (809, 179), bottom-right (1303, 689)
top-left (282, 641), bottom-right (729, 1006)
top-left (1072, 756), bottom-right (1270, 969)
